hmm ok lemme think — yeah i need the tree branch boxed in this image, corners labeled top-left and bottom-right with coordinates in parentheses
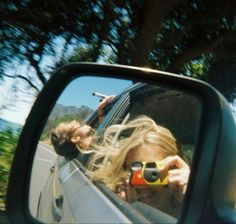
top-left (169, 31), bottom-right (236, 72)
top-left (130, 0), bottom-right (185, 66)
top-left (26, 52), bottom-right (46, 85)
top-left (89, 0), bottom-right (115, 61)
top-left (4, 74), bottom-right (40, 92)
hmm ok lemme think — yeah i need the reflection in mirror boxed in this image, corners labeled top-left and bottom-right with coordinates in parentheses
top-left (29, 75), bottom-right (201, 223)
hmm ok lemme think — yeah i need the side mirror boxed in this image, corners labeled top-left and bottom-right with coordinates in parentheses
top-left (6, 63), bottom-right (236, 223)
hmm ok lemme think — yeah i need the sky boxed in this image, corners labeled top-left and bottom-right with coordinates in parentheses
top-left (0, 35), bottom-right (235, 125)
top-left (2, 69), bottom-right (235, 126)
top-left (1, 70), bottom-right (236, 125)
top-left (0, 67), bottom-right (37, 125)
top-left (57, 76), bottom-right (132, 110)
top-left (0, 72), bottom-right (133, 125)
top-left (0, 37), bottom-right (71, 125)
top-left (0, 37), bottom-right (119, 125)
top-left (0, 81), bottom-right (34, 125)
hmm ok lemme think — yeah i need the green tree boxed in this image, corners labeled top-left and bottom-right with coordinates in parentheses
top-left (0, 128), bottom-right (20, 209)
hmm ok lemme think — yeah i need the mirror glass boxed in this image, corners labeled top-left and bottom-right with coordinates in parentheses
top-left (29, 75), bottom-right (202, 223)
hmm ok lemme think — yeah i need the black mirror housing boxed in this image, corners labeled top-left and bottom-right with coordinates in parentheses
top-left (6, 63), bottom-right (236, 223)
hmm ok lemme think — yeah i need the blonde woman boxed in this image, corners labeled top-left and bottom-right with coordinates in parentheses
top-left (88, 116), bottom-right (190, 217)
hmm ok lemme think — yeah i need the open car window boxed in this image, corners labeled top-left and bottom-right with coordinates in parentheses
top-left (82, 97), bottom-right (120, 130)
top-left (85, 83), bottom-right (201, 166)
top-left (126, 83), bottom-right (201, 164)
top-left (86, 82), bottom-right (202, 220)
top-left (74, 96), bottom-right (122, 166)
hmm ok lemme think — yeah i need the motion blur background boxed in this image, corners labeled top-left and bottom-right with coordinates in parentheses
top-left (0, 0), bottom-right (235, 221)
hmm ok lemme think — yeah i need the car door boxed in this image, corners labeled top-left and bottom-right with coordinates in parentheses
top-left (36, 92), bottom-right (130, 223)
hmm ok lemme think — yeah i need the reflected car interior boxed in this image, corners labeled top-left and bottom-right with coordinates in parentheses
top-left (37, 81), bottom-right (202, 223)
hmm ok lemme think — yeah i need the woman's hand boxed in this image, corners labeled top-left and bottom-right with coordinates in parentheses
top-left (97, 95), bottom-right (115, 122)
top-left (161, 155), bottom-right (190, 204)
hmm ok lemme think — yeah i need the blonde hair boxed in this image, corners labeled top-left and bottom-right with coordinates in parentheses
top-left (88, 116), bottom-right (179, 191)
top-left (51, 120), bottom-right (80, 144)
top-left (50, 120), bottom-right (81, 159)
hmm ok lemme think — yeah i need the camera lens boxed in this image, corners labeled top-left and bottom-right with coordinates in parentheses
top-left (151, 171), bottom-right (158, 178)
top-left (143, 168), bottom-right (160, 182)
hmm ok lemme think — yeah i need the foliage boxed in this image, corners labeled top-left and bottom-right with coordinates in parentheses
top-left (0, 128), bottom-right (20, 209)
top-left (0, 0), bottom-right (236, 101)
top-left (207, 57), bottom-right (236, 101)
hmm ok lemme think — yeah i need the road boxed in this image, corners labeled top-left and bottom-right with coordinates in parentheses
top-left (29, 142), bottom-right (57, 218)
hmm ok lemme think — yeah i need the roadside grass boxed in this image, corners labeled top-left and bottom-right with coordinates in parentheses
top-left (0, 129), bottom-right (19, 211)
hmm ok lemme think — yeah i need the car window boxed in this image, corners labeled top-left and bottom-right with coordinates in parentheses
top-left (127, 83), bottom-right (201, 164)
top-left (75, 97), bottom-right (120, 165)
top-left (87, 82), bottom-right (202, 219)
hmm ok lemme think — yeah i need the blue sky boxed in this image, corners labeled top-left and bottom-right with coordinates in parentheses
top-left (0, 35), bottom-right (235, 125)
top-left (0, 65), bottom-right (37, 125)
top-left (0, 73), bottom-right (133, 125)
top-left (57, 76), bottom-right (132, 109)
top-left (1, 70), bottom-right (236, 125)
top-left (0, 37), bottom-right (131, 125)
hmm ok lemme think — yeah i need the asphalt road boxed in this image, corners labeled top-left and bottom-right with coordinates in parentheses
top-left (29, 142), bottom-right (57, 218)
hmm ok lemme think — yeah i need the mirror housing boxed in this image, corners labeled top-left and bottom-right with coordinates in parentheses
top-left (6, 63), bottom-right (236, 223)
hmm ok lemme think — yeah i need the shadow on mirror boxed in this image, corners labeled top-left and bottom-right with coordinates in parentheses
top-left (29, 76), bottom-right (202, 223)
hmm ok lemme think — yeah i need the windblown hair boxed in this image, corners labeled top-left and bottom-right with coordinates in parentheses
top-left (88, 116), bottom-right (179, 192)
top-left (51, 120), bottom-right (80, 160)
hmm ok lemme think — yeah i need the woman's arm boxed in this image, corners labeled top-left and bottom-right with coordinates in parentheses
top-left (97, 95), bottom-right (115, 123)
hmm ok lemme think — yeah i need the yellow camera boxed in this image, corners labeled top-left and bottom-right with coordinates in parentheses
top-left (130, 161), bottom-right (168, 187)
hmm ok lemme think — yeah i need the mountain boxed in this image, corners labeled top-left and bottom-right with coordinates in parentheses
top-left (49, 103), bottom-right (94, 120)
top-left (41, 103), bottom-right (94, 140)
top-left (0, 118), bottom-right (22, 133)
